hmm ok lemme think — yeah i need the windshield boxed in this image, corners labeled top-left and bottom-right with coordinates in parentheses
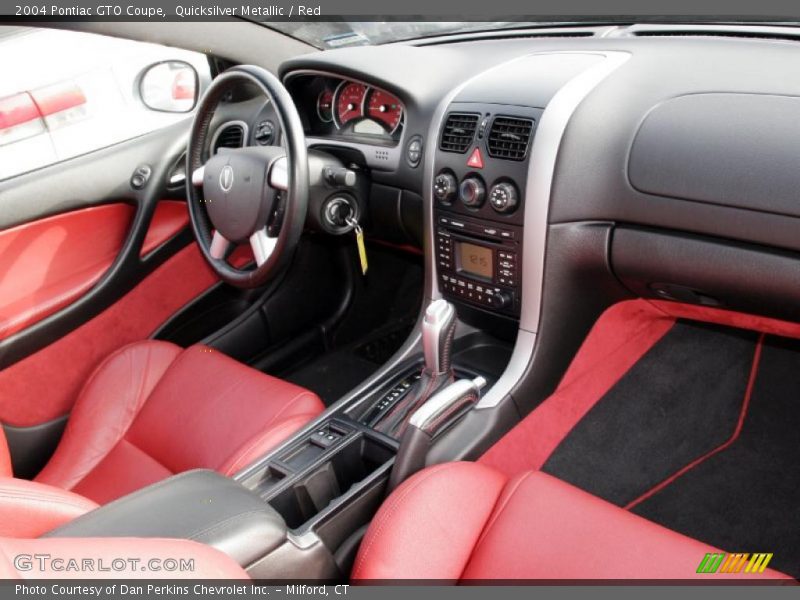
top-left (265, 22), bottom-right (552, 49)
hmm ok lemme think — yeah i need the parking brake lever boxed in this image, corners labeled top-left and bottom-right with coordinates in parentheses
top-left (388, 376), bottom-right (486, 491)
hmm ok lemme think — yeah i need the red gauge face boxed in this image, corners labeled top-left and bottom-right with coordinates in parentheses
top-left (335, 82), bottom-right (367, 127)
top-left (367, 89), bottom-right (403, 133)
top-left (317, 89), bottom-right (334, 122)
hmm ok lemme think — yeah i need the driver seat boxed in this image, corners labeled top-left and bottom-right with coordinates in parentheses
top-left (0, 340), bottom-right (324, 504)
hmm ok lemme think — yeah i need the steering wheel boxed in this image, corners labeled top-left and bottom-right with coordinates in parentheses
top-left (185, 65), bottom-right (309, 288)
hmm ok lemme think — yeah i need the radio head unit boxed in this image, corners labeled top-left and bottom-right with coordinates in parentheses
top-left (436, 214), bottom-right (521, 317)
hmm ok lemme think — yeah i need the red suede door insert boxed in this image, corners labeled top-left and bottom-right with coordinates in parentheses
top-left (0, 201), bottom-right (213, 427)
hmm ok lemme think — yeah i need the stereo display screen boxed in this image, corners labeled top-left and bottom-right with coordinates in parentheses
top-left (457, 242), bottom-right (493, 280)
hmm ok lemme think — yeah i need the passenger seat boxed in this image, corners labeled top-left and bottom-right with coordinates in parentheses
top-left (351, 462), bottom-right (790, 580)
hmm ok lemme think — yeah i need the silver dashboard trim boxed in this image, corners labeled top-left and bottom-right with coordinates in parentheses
top-left (457, 51), bottom-right (629, 409)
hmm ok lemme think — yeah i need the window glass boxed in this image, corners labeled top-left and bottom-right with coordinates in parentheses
top-left (0, 27), bottom-right (211, 180)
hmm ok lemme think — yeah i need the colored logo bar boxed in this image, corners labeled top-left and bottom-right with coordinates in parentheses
top-left (697, 553), bottom-right (773, 574)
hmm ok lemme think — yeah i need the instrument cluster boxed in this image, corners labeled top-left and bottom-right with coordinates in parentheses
top-left (286, 73), bottom-right (405, 143)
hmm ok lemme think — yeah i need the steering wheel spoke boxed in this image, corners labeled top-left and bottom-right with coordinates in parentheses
top-left (191, 165), bottom-right (205, 187)
top-left (250, 228), bottom-right (277, 267)
top-left (209, 230), bottom-right (231, 259)
top-left (269, 156), bottom-right (288, 191)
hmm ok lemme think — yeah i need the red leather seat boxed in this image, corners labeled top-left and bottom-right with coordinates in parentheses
top-left (0, 536), bottom-right (248, 579)
top-left (0, 341), bottom-right (323, 504)
top-left (352, 462), bottom-right (791, 581)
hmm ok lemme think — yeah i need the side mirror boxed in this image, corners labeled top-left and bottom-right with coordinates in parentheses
top-left (138, 61), bottom-right (198, 113)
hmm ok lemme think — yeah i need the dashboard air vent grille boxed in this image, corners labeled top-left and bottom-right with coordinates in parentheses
top-left (213, 123), bottom-right (245, 153)
top-left (440, 113), bottom-right (479, 153)
top-left (487, 116), bottom-right (534, 160)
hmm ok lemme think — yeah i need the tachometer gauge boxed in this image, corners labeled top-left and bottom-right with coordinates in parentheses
top-left (317, 89), bottom-right (334, 123)
top-left (367, 89), bottom-right (403, 133)
top-left (334, 81), bottom-right (368, 128)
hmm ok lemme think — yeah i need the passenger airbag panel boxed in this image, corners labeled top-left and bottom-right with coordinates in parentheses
top-left (629, 93), bottom-right (800, 216)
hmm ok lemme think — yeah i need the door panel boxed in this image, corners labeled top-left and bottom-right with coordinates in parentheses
top-left (0, 203), bottom-right (133, 340)
top-left (0, 200), bottom-right (191, 341)
top-left (0, 115), bottom-right (226, 467)
top-left (0, 120), bottom-right (198, 369)
top-left (141, 200), bottom-right (190, 257)
top-left (0, 243), bottom-right (217, 427)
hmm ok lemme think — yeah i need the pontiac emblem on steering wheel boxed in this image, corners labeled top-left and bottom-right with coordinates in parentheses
top-left (219, 165), bottom-right (234, 192)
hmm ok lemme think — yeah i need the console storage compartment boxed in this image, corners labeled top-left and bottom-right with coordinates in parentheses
top-left (237, 418), bottom-right (396, 556)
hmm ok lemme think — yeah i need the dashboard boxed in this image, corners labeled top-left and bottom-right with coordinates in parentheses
top-left (204, 27), bottom-right (800, 335)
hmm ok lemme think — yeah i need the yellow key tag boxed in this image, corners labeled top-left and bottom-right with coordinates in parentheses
top-left (355, 224), bottom-right (368, 275)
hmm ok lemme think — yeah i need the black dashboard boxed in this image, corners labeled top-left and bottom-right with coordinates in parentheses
top-left (204, 27), bottom-right (800, 338)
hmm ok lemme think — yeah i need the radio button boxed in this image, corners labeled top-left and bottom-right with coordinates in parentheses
top-left (490, 291), bottom-right (513, 309)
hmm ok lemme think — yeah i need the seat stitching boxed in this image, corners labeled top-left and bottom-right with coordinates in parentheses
top-left (469, 471), bottom-right (534, 553)
top-left (351, 463), bottom-right (462, 579)
top-left (186, 509), bottom-right (274, 542)
top-left (0, 492), bottom-right (94, 512)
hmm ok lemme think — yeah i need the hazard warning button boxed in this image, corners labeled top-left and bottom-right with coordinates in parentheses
top-left (466, 147), bottom-right (484, 169)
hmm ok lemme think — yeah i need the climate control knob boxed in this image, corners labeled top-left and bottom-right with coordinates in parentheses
top-left (433, 172), bottom-right (458, 205)
top-left (489, 182), bottom-right (519, 213)
top-left (459, 177), bottom-right (486, 208)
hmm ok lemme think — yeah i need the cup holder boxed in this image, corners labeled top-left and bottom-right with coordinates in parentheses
top-left (267, 435), bottom-right (394, 530)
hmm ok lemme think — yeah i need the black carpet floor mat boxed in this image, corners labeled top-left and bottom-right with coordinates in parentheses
top-left (542, 320), bottom-right (759, 506)
top-left (633, 335), bottom-right (800, 577)
top-left (542, 319), bottom-right (800, 577)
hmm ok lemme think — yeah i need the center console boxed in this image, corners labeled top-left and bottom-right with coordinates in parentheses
top-left (433, 103), bottom-right (542, 321)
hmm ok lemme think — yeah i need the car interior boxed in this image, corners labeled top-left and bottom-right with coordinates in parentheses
top-left (1, 19), bottom-right (800, 581)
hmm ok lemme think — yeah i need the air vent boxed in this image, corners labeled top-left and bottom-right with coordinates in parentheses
top-left (212, 122), bottom-right (246, 154)
top-left (440, 113), bottom-right (479, 153)
top-left (487, 116), bottom-right (534, 161)
top-left (620, 24), bottom-right (800, 43)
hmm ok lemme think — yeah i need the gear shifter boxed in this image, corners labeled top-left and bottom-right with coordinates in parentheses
top-left (374, 299), bottom-right (457, 437)
top-left (422, 299), bottom-right (457, 375)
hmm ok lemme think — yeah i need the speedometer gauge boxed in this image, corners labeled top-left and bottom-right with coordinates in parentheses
top-left (367, 89), bottom-right (403, 133)
top-left (317, 89), bottom-right (334, 123)
top-left (334, 81), bottom-right (367, 128)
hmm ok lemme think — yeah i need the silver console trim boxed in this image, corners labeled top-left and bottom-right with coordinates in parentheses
top-left (473, 51), bottom-right (630, 409)
top-left (410, 376), bottom-right (486, 430)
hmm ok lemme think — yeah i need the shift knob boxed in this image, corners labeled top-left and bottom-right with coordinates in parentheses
top-left (422, 299), bottom-right (456, 375)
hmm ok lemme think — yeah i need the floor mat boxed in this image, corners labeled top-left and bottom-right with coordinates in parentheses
top-left (542, 320), bottom-right (760, 506)
top-left (632, 335), bottom-right (800, 577)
